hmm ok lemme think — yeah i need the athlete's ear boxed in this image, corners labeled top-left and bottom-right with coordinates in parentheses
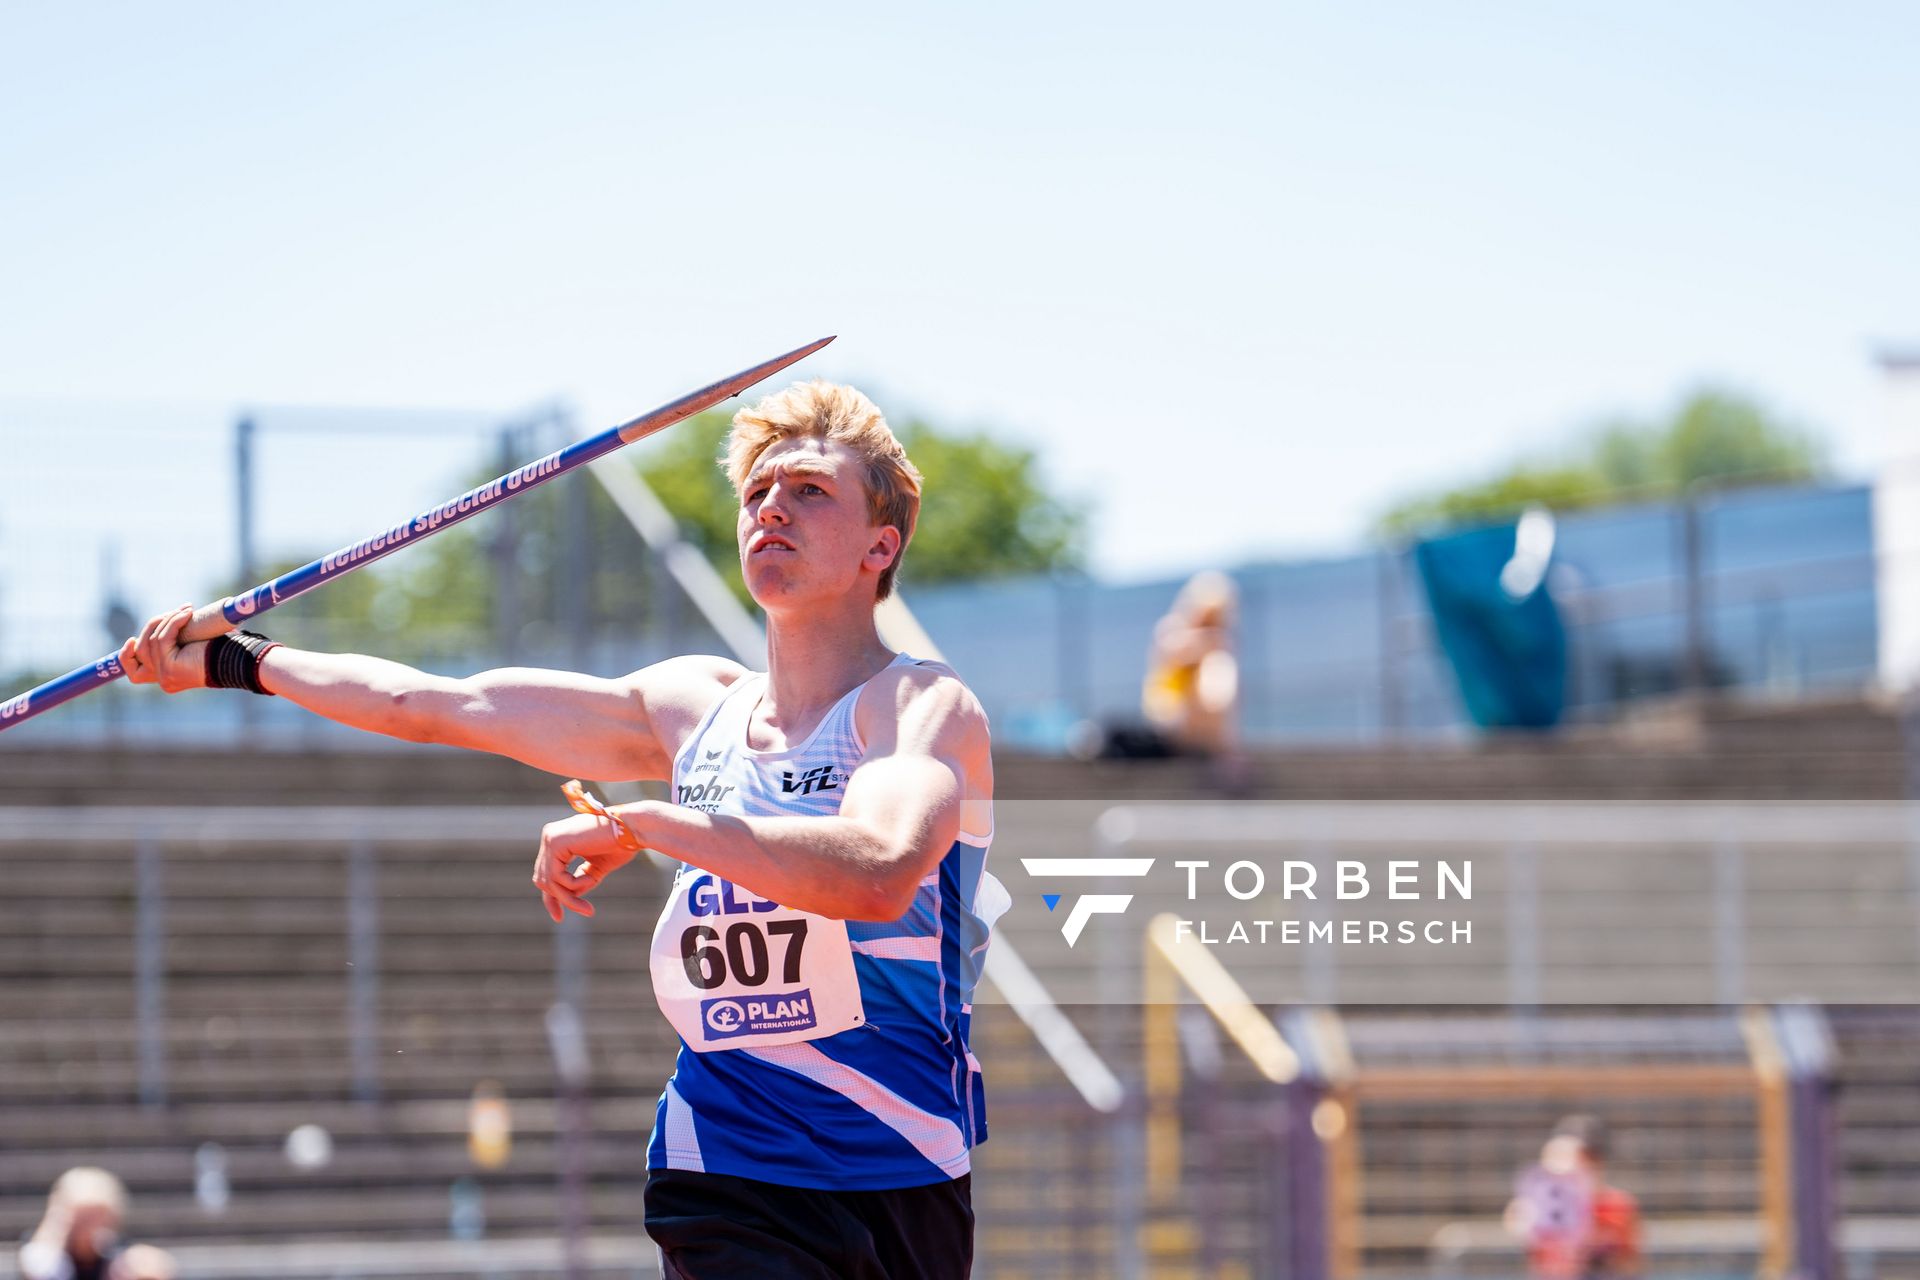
top-left (863, 526), bottom-right (902, 574)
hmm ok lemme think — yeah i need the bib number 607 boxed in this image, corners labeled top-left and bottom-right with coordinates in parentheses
top-left (680, 919), bottom-right (809, 991)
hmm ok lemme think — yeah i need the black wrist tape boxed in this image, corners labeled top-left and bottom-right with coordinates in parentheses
top-left (204, 630), bottom-right (279, 695)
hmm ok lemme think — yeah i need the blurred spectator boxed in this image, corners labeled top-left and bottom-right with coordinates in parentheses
top-left (1504, 1115), bottom-right (1643, 1279)
top-left (17, 1168), bottom-right (176, 1280)
top-left (1141, 570), bottom-right (1241, 761)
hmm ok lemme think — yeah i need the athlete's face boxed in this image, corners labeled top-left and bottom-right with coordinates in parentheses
top-left (737, 438), bottom-right (901, 612)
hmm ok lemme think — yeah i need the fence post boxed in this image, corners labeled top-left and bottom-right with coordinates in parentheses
top-left (1680, 494), bottom-right (1710, 692)
top-left (1099, 822), bottom-right (1146, 1280)
top-left (134, 836), bottom-right (167, 1108)
top-left (1055, 572), bottom-right (1092, 721)
top-left (1504, 842), bottom-right (1540, 1016)
top-left (1713, 836), bottom-right (1746, 1006)
top-left (347, 837), bottom-right (381, 1104)
top-left (546, 1001), bottom-right (591, 1280)
top-left (234, 415), bottom-right (257, 736)
top-left (1279, 1009), bottom-right (1332, 1280)
top-left (1303, 841), bottom-right (1337, 1006)
top-left (1776, 1004), bottom-right (1840, 1280)
top-left (555, 910), bottom-right (589, 1011)
top-left (1377, 548), bottom-right (1404, 738)
top-left (561, 411), bottom-right (592, 671)
top-left (492, 424), bottom-right (523, 664)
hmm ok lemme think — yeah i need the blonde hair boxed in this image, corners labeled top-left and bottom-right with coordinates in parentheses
top-left (724, 379), bottom-right (923, 600)
top-left (53, 1167), bottom-right (127, 1216)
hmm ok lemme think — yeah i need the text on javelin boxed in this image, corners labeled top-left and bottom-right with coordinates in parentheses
top-left (319, 452), bottom-right (566, 574)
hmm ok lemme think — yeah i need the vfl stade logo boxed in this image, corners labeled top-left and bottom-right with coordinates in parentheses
top-left (1021, 857), bottom-right (1155, 946)
top-left (781, 763), bottom-right (846, 796)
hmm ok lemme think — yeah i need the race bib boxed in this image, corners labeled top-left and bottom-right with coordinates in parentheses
top-left (649, 866), bottom-right (864, 1052)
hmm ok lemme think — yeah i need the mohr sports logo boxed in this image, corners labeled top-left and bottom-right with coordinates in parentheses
top-left (1020, 857), bottom-right (1155, 946)
top-left (781, 764), bottom-right (846, 796)
top-left (677, 780), bottom-right (735, 811)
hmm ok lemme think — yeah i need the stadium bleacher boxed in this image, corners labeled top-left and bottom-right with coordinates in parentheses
top-left (1, 692), bottom-right (1915, 1277)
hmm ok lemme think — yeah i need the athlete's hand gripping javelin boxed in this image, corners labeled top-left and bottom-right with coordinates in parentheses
top-left (119, 605), bottom-right (210, 692)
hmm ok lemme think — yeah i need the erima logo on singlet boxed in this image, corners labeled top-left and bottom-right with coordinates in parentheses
top-left (690, 749), bottom-right (725, 775)
top-left (781, 763), bottom-right (847, 795)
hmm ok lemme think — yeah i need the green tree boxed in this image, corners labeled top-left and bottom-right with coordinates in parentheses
top-left (893, 421), bottom-right (1086, 585)
top-left (635, 413), bottom-right (1087, 596)
top-left (227, 409), bottom-right (1087, 657)
top-left (1377, 387), bottom-right (1826, 538)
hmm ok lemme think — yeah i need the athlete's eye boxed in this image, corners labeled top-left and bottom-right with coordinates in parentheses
top-left (801, 483), bottom-right (825, 495)
top-left (746, 486), bottom-right (769, 503)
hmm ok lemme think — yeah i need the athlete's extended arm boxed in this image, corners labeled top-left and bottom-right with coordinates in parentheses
top-left (118, 604), bottom-right (740, 782)
top-left (533, 665), bottom-right (988, 923)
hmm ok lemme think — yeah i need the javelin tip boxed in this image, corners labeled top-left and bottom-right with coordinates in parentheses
top-left (617, 335), bottom-right (838, 444)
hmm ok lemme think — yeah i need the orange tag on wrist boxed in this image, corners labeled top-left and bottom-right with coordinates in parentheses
top-left (561, 779), bottom-right (643, 852)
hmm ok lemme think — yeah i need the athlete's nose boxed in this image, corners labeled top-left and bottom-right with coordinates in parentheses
top-left (757, 482), bottom-right (793, 525)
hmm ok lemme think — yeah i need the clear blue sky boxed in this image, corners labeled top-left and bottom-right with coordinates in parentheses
top-left (3, 1), bottom-right (1917, 656)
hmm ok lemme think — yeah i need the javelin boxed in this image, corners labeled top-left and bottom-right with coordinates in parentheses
top-left (0, 336), bottom-right (835, 733)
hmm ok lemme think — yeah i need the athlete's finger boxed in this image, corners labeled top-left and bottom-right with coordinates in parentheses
top-left (571, 846), bottom-right (635, 892)
top-left (133, 614), bottom-right (168, 678)
top-left (534, 829), bottom-right (595, 918)
top-left (155, 607), bottom-right (193, 689)
top-left (543, 875), bottom-right (594, 916)
top-left (158, 605), bottom-right (191, 650)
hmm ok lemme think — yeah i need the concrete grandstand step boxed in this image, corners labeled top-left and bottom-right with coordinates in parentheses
top-left (0, 744), bottom-right (562, 807)
top-left (40, 1235), bottom-right (663, 1280)
top-left (0, 1095), bottom-right (662, 1146)
top-left (0, 1183), bottom-right (650, 1241)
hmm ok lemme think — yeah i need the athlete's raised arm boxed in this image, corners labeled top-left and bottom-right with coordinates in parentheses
top-left (533, 662), bottom-right (990, 922)
top-left (118, 603), bottom-right (743, 782)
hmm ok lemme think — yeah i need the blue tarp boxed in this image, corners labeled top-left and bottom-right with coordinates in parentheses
top-left (1413, 521), bottom-right (1567, 729)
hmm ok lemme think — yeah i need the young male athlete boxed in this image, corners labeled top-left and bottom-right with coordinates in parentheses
top-left (121, 380), bottom-right (1003, 1279)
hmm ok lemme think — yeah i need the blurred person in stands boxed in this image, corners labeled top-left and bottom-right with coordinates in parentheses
top-left (17, 1168), bottom-right (176, 1280)
top-left (1504, 1115), bottom-right (1643, 1279)
top-left (1142, 570), bottom-right (1242, 764)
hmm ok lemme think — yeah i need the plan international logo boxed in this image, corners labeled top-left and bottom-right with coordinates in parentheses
top-left (1020, 857), bottom-right (1156, 946)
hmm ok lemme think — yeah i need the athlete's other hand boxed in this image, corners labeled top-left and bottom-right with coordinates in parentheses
top-left (120, 605), bottom-right (210, 693)
top-left (533, 811), bottom-right (642, 922)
